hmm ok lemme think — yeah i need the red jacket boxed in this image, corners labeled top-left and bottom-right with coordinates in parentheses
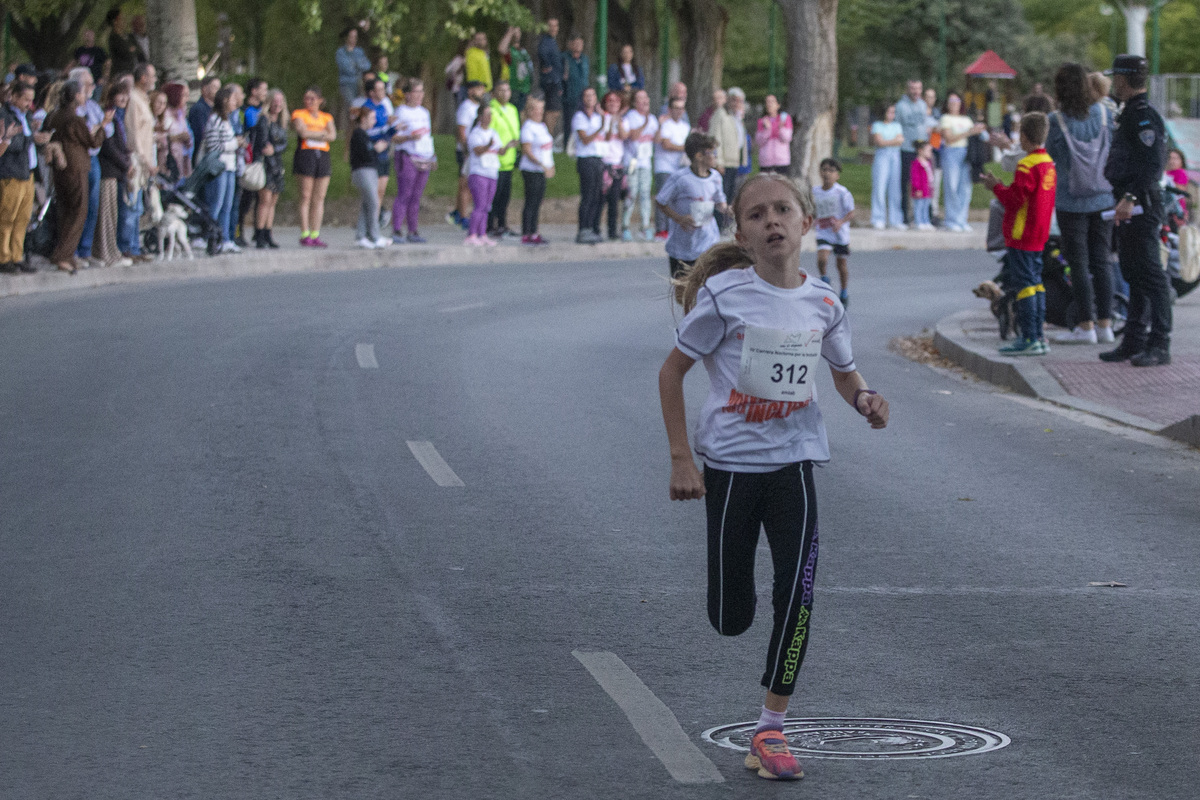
top-left (993, 149), bottom-right (1056, 252)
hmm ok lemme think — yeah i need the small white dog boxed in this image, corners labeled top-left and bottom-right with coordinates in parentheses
top-left (158, 204), bottom-right (193, 261)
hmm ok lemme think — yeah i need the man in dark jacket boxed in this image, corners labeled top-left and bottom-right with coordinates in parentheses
top-left (188, 75), bottom-right (221, 168)
top-left (1100, 54), bottom-right (1172, 367)
top-left (0, 83), bottom-right (40, 272)
top-left (537, 18), bottom-right (564, 142)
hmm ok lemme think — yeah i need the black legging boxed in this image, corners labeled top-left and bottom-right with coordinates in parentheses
top-left (489, 169), bottom-right (514, 233)
top-left (521, 170), bottom-right (546, 235)
top-left (599, 165), bottom-right (624, 239)
top-left (577, 156), bottom-right (604, 232)
top-left (1057, 209), bottom-right (1114, 323)
top-left (704, 461), bottom-right (819, 697)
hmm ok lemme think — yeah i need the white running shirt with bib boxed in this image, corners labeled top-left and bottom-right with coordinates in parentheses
top-left (674, 267), bottom-right (856, 471)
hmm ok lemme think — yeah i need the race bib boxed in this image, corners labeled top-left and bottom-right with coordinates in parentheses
top-left (737, 326), bottom-right (822, 403)
top-left (304, 139), bottom-right (325, 150)
top-left (690, 200), bottom-right (715, 226)
top-left (814, 194), bottom-right (841, 221)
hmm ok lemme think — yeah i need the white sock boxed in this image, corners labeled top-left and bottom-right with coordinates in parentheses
top-left (755, 706), bottom-right (787, 733)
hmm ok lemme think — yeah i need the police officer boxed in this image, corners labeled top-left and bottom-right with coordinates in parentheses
top-left (1100, 54), bottom-right (1172, 367)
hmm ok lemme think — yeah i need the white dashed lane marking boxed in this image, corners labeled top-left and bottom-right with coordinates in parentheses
top-left (573, 650), bottom-right (725, 784)
top-left (355, 343), bottom-right (379, 369)
top-left (406, 441), bottom-right (466, 487)
top-left (439, 302), bottom-right (490, 314)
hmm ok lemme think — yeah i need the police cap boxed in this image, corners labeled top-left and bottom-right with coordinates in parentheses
top-left (1108, 54), bottom-right (1148, 78)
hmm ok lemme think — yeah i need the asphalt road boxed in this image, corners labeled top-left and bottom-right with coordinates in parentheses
top-left (2, 250), bottom-right (1199, 799)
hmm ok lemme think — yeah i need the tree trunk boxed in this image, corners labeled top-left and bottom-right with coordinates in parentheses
top-left (777, 0), bottom-right (838, 188)
top-left (629, 0), bottom-right (662, 106)
top-left (8, 2), bottom-right (100, 71)
top-left (669, 0), bottom-right (727, 121)
top-left (146, 0), bottom-right (200, 86)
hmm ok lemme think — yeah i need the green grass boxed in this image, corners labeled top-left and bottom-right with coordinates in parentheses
top-left (833, 146), bottom-right (1008, 211)
top-left (279, 137), bottom-right (1010, 211)
top-left (279, 134), bottom-right (581, 205)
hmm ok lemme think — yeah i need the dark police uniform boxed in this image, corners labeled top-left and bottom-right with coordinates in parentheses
top-left (1104, 87), bottom-right (1171, 356)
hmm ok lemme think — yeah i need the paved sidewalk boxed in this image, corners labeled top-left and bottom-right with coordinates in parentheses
top-left (935, 296), bottom-right (1200, 447)
top-left (0, 223), bottom-right (985, 299)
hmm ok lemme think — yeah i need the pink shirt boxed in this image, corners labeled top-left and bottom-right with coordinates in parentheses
top-left (910, 158), bottom-right (932, 199)
top-left (755, 112), bottom-right (793, 168)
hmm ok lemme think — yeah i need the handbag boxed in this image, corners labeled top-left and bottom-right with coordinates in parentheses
top-left (239, 160), bottom-right (266, 192)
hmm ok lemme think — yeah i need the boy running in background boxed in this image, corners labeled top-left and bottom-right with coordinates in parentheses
top-left (812, 158), bottom-right (854, 307)
top-left (656, 132), bottom-right (729, 279)
top-left (982, 112), bottom-right (1056, 355)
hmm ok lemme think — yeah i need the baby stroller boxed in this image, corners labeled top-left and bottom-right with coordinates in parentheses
top-left (1162, 183), bottom-right (1200, 299)
top-left (141, 168), bottom-right (224, 258)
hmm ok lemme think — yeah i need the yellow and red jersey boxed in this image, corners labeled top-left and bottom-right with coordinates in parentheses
top-left (993, 149), bottom-right (1056, 252)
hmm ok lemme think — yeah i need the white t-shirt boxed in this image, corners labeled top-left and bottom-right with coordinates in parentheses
top-left (939, 114), bottom-right (974, 149)
top-left (811, 183), bottom-right (855, 247)
top-left (467, 126), bottom-right (503, 179)
top-left (519, 119), bottom-right (554, 172)
top-left (456, 99), bottom-right (481, 151)
top-left (394, 104), bottom-right (435, 159)
top-left (674, 267), bottom-right (856, 470)
top-left (572, 110), bottom-right (605, 158)
top-left (622, 109), bottom-right (658, 168)
top-left (600, 113), bottom-right (624, 166)
top-left (655, 167), bottom-right (726, 261)
top-left (655, 116), bottom-right (690, 174)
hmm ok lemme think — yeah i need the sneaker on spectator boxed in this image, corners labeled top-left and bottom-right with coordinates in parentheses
top-left (407, 233), bottom-right (427, 244)
top-left (445, 210), bottom-right (460, 226)
top-left (871, 221), bottom-right (886, 230)
top-left (310, 237), bottom-right (328, 248)
top-left (300, 236), bottom-right (313, 247)
top-left (642, 229), bottom-right (654, 241)
top-left (622, 229), bottom-right (633, 242)
top-left (357, 237), bottom-right (377, 249)
top-left (999, 338), bottom-right (1044, 356)
top-left (1054, 327), bottom-right (1098, 344)
top-left (483, 235), bottom-right (498, 247)
top-left (819, 275), bottom-right (832, 285)
top-left (888, 223), bottom-right (908, 231)
top-left (654, 230), bottom-right (668, 241)
top-left (532, 234), bottom-right (549, 245)
top-left (374, 237), bottom-right (392, 248)
top-left (1097, 325), bottom-right (1116, 343)
top-left (392, 233), bottom-right (407, 244)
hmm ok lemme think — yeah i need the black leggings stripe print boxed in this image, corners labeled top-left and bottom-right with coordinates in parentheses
top-left (704, 462), bottom-right (819, 696)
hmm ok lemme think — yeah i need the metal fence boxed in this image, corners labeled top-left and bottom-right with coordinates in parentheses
top-left (1150, 74), bottom-right (1200, 118)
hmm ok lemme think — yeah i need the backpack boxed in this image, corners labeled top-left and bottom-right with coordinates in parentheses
top-left (1053, 107), bottom-right (1113, 197)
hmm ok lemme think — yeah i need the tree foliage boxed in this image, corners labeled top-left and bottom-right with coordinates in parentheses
top-left (837, 0), bottom-right (1091, 111)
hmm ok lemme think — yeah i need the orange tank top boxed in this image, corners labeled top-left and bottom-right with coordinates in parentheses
top-left (292, 109), bottom-right (334, 151)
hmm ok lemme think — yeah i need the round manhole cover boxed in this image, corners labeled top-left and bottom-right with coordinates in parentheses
top-left (702, 718), bottom-right (1010, 760)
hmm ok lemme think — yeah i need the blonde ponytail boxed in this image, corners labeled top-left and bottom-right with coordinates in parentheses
top-left (673, 241), bottom-right (753, 313)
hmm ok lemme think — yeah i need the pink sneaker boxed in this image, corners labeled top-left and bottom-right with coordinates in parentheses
top-left (300, 236), bottom-right (313, 247)
top-left (310, 237), bottom-right (328, 248)
top-left (744, 730), bottom-right (802, 780)
top-left (465, 235), bottom-right (484, 247)
top-left (483, 235), bottom-right (498, 247)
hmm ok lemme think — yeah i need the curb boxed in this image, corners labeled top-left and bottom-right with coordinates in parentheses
top-left (0, 225), bottom-right (986, 301)
top-left (934, 308), bottom-right (1200, 448)
top-left (0, 239), bottom-right (667, 299)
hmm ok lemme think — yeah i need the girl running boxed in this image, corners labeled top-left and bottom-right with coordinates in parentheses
top-left (658, 173), bottom-right (889, 781)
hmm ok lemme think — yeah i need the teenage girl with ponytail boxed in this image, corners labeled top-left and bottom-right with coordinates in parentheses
top-left (658, 173), bottom-right (890, 781)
